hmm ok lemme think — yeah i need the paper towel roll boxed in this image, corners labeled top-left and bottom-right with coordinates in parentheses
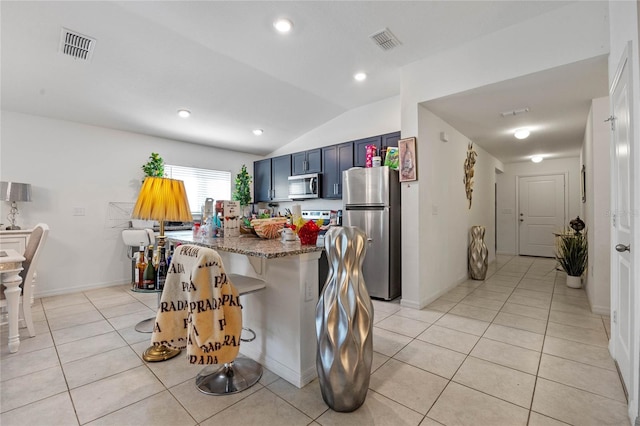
top-left (292, 204), bottom-right (302, 223)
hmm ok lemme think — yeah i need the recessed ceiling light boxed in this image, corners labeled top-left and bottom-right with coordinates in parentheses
top-left (273, 18), bottom-right (293, 33)
top-left (531, 155), bottom-right (543, 163)
top-left (514, 128), bottom-right (530, 139)
top-left (354, 72), bottom-right (367, 81)
top-left (253, 129), bottom-right (264, 136)
top-left (177, 109), bottom-right (191, 118)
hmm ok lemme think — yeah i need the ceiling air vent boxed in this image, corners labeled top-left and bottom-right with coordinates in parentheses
top-left (369, 28), bottom-right (401, 51)
top-left (59, 28), bottom-right (95, 61)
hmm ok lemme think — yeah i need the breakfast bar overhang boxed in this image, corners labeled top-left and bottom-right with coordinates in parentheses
top-left (167, 232), bottom-right (322, 388)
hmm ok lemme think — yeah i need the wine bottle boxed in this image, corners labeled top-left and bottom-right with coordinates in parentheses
top-left (143, 245), bottom-right (156, 290)
top-left (167, 243), bottom-right (174, 268)
top-left (156, 246), bottom-right (167, 291)
top-left (136, 245), bottom-right (146, 289)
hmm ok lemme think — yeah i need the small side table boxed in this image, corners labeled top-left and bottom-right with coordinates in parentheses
top-left (130, 287), bottom-right (162, 333)
top-left (0, 249), bottom-right (26, 353)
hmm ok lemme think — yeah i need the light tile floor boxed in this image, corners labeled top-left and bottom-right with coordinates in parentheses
top-left (0, 255), bottom-right (630, 425)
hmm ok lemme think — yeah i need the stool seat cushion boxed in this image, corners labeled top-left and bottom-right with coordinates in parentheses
top-left (151, 245), bottom-right (242, 365)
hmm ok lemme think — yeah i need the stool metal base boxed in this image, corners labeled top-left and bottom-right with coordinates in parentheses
top-left (195, 357), bottom-right (263, 395)
top-left (135, 317), bottom-right (155, 333)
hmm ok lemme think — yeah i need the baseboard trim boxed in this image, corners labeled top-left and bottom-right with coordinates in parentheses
top-left (35, 280), bottom-right (130, 298)
top-left (590, 303), bottom-right (610, 316)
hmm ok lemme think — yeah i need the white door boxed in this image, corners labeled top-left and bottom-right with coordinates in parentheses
top-left (518, 175), bottom-right (565, 257)
top-left (609, 44), bottom-right (635, 415)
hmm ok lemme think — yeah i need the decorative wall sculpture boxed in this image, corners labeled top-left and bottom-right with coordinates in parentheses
top-left (463, 142), bottom-right (477, 209)
top-left (316, 226), bottom-right (374, 412)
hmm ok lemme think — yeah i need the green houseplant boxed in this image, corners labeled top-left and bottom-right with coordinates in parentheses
top-left (232, 164), bottom-right (252, 215)
top-left (555, 230), bottom-right (588, 288)
top-left (142, 152), bottom-right (165, 178)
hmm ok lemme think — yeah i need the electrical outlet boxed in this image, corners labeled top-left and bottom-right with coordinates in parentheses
top-left (305, 280), bottom-right (314, 301)
top-left (73, 207), bottom-right (86, 216)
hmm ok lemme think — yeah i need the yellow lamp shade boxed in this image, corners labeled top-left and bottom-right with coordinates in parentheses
top-left (132, 177), bottom-right (193, 222)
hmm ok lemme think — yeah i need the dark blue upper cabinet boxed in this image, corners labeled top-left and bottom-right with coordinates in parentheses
top-left (271, 155), bottom-right (292, 201)
top-left (353, 136), bottom-right (382, 167)
top-left (254, 159), bottom-right (272, 202)
top-left (322, 142), bottom-right (353, 199)
top-left (253, 155), bottom-right (292, 202)
top-left (382, 131), bottom-right (401, 148)
top-left (292, 149), bottom-right (322, 175)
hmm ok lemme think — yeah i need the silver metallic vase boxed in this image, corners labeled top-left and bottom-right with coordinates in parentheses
top-left (316, 226), bottom-right (374, 412)
top-left (469, 225), bottom-right (488, 280)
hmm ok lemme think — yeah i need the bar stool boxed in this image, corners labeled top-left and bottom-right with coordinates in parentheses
top-left (195, 273), bottom-right (266, 395)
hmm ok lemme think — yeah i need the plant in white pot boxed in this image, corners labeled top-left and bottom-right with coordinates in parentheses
top-left (555, 229), bottom-right (588, 288)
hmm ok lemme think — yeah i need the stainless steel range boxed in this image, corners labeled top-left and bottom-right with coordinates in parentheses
top-left (301, 210), bottom-right (332, 247)
top-left (302, 210), bottom-right (332, 294)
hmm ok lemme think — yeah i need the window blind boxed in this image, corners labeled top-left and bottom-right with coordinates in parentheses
top-left (165, 165), bottom-right (231, 214)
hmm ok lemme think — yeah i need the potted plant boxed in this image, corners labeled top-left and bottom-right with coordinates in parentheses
top-left (232, 164), bottom-right (252, 216)
top-left (555, 229), bottom-right (588, 288)
top-left (142, 152), bottom-right (165, 178)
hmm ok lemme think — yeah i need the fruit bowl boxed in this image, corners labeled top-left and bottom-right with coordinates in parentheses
top-left (251, 218), bottom-right (287, 239)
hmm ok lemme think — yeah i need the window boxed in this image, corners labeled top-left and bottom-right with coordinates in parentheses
top-left (165, 165), bottom-right (231, 214)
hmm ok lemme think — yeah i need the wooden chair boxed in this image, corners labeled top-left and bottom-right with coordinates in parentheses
top-left (1, 223), bottom-right (49, 337)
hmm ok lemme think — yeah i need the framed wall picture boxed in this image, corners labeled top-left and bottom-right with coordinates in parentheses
top-left (581, 165), bottom-right (586, 203)
top-left (398, 137), bottom-right (417, 182)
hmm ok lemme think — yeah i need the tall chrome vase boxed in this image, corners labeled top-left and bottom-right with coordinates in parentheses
top-left (316, 226), bottom-right (374, 412)
top-left (469, 225), bottom-right (488, 280)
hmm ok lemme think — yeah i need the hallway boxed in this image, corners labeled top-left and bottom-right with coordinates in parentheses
top-left (0, 255), bottom-right (629, 425)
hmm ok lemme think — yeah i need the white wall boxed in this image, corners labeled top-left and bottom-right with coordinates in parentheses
top-left (0, 111), bottom-right (260, 296)
top-left (581, 96), bottom-right (611, 315)
top-left (496, 157), bottom-right (581, 256)
top-left (269, 96), bottom-right (400, 157)
top-left (264, 95), bottom-right (400, 215)
top-left (401, 106), bottom-right (502, 309)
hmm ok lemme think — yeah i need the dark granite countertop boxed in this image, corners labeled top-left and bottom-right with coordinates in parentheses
top-left (166, 231), bottom-right (323, 259)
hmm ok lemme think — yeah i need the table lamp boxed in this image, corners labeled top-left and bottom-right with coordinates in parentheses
top-left (132, 176), bottom-right (192, 362)
top-left (1, 181), bottom-right (32, 230)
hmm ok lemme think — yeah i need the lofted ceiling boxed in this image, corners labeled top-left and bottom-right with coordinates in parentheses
top-left (1, 1), bottom-right (607, 162)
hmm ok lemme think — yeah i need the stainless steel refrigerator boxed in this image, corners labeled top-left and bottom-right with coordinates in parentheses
top-left (342, 166), bottom-right (401, 300)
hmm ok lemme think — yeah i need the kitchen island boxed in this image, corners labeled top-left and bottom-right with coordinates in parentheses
top-left (166, 231), bottom-right (323, 388)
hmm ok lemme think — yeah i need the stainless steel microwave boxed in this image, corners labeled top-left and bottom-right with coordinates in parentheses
top-left (288, 173), bottom-right (320, 199)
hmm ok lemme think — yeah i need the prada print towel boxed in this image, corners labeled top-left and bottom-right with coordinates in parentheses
top-left (151, 245), bottom-right (242, 364)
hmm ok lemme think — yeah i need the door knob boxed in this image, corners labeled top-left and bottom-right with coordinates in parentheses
top-left (519, 219), bottom-right (524, 222)
top-left (615, 244), bottom-right (631, 253)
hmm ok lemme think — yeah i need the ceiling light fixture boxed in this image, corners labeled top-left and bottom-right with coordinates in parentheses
top-left (253, 129), bottom-right (264, 136)
top-left (500, 107), bottom-right (530, 117)
top-left (177, 109), bottom-right (191, 118)
top-left (273, 18), bottom-right (293, 33)
top-left (354, 72), bottom-right (367, 81)
top-left (514, 128), bottom-right (530, 139)
top-left (531, 156), bottom-right (543, 163)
